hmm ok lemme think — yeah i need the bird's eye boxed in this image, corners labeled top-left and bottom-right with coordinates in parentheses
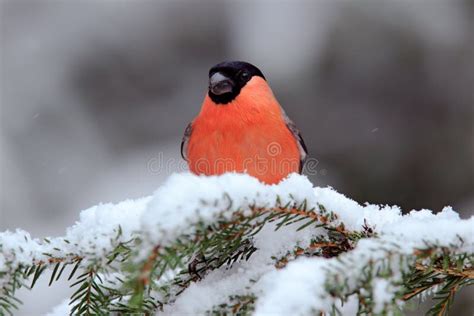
top-left (240, 71), bottom-right (250, 81)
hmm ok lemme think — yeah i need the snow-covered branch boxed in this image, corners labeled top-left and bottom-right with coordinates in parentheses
top-left (1, 173), bottom-right (473, 315)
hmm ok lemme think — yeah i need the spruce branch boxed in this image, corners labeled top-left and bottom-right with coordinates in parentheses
top-left (1, 174), bottom-right (472, 315)
top-left (207, 294), bottom-right (257, 315)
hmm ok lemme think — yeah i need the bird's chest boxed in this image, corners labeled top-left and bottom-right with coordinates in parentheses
top-left (189, 121), bottom-right (275, 161)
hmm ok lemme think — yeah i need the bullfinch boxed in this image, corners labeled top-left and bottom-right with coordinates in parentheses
top-left (181, 61), bottom-right (307, 184)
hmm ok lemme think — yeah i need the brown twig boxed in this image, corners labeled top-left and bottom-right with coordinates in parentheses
top-left (415, 263), bottom-right (474, 279)
top-left (402, 281), bottom-right (444, 301)
top-left (139, 245), bottom-right (161, 286)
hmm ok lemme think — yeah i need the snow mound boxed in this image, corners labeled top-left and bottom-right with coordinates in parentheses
top-left (1, 172), bottom-right (472, 315)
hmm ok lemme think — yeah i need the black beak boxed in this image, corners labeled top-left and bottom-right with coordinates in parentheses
top-left (209, 73), bottom-right (234, 95)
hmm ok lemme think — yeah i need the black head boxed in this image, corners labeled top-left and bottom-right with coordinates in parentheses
top-left (208, 61), bottom-right (265, 104)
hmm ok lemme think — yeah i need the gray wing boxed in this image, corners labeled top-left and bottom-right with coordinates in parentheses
top-left (281, 109), bottom-right (308, 173)
top-left (180, 122), bottom-right (193, 161)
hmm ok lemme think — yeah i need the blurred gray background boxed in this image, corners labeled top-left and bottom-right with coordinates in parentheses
top-left (1, 0), bottom-right (473, 314)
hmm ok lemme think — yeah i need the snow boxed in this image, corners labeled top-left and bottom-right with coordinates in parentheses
top-left (253, 208), bottom-right (473, 315)
top-left (141, 172), bottom-right (317, 248)
top-left (313, 187), bottom-right (403, 231)
top-left (372, 279), bottom-right (393, 313)
top-left (64, 196), bottom-right (151, 258)
top-left (0, 196), bottom-right (150, 288)
top-left (255, 258), bottom-right (331, 315)
top-left (161, 222), bottom-right (324, 315)
top-left (1, 172), bottom-right (473, 315)
top-left (0, 230), bottom-right (43, 281)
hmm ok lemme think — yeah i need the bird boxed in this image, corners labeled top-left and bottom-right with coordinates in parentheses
top-left (181, 61), bottom-right (307, 184)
